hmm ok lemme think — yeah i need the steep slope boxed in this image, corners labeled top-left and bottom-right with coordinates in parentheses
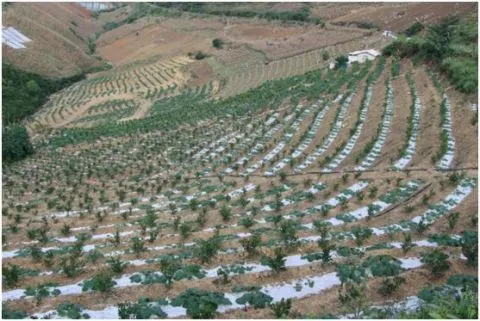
top-left (2, 2), bottom-right (103, 78)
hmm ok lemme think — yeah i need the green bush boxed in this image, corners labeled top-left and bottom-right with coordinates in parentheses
top-left (212, 38), bottom-right (223, 49)
top-left (107, 256), bottom-right (128, 274)
top-left (269, 298), bottom-right (292, 318)
top-left (236, 291), bottom-right (273, 308)
top-left (461, 231), bottom-right (478, 266)
top-left (261, 247), bottom-right (287, 274)
top-left (2, 124), bottom-right (34, 163)
top-left (421, 249), bottom-right (450, 277)
top-left (195, 232), bottom-right (222, 263)
top-left (82, 271), bottom-right (116, 293)
top-left (383, 16), bottom-right (477, 94)
top-left (194, 51), bottom-right (207, 60)
top-left (171, 288), bottom-right (231, 319)
top-left (335, 55), bottom-right (348, 70)
top-left (404, 21), bottom-right (425, 36)
top-left (239, 233), bottom-right (262, 256)
top-left (362, 255), bottom-right (403, 277)
top-left (2, 264), bottom-right (22, 287)
top-left (2, 63), bottom-right (85, 124)
top-left (378, 276), bottom-right (405, 296)
top-left (57, 301), bottom-right (90, 319)
top-left (118, 298), bottom-right (167, 319)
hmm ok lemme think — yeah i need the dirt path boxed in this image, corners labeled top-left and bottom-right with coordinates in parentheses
top-left (410, 66), bottom-right (442, 168)
top-left (375, 60), bottom-right (411, 167)
top-left (342, 60), bottom-right (390, 168)
top-left (447, 87), bottom-right (478, 168)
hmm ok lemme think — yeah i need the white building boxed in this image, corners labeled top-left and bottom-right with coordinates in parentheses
top-left (329, 49), bottom-right (381, 70)
top-left (347, 49), bottom-right (381, 64)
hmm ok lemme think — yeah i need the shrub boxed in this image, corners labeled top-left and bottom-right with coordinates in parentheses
top-left (338, 281), bottom-right (368, 317)
top-left (378, 276), bottom-right (406, 296)
top-left (404, 21), bottom-right (425, 36)
top-left (447, 212), bottom-right (459, 230)
top-left (60, 254), bottom-right (84, 278)
top-left (278, 220), bottom-right (298, 248)
top-left (83, 270), bottom-right (116, 293)
top-left (194, 51), bottom-right (207, 60)
top-left (212, 38), bottom-right (223, 49)
top-left (219, 204), bottom-right (232, 222)
top-left (107, 256), bottom-right (128, 274)
top-left (2, 264), bottom-right (22, 287)
top-left (269, 298), bottom-right (292, 318)
top-left (171, 288), bottom-right (231, 319)
top-left (195, 232), bottom-right (222, 263)
top-left (57, 301), bottom-right (90, 319)
top-left (158, 256), bottom-right (182, 288)
top-left (2, 124), bottom-right (34, 163)
top-left (118, 299), bottom-right (167, 319)
top-left (352, 226), bottom-right (372, 246)
top-left (401, 233), bottom-right (415, 254)
top-left (261, 247), bottom-right (286, 274)
top-left (131, 236), bottom-right (146, 257)
top-left (335, 55), bottom-right (348, 70)
top-left (461, 231), bottom-right (478, 266)
top-left (179, 222), bottom-right (193, 240)
top-left (362, 255), bottom-right (403, 277)
top-left (421, 249), bottom-right (450, 277)
top-left (236, 291), bottom-right (273, 309)
top-left (239, 233), bottom-right (262, 257)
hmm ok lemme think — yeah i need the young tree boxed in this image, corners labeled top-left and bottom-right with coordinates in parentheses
top-left (352, 227), bottom-right (372, 246)
top-left (269, 298), bottom-right (292, 318)
top-left (261, 247), bottom-right (287, 274)
top-left (219, 204), bottom-right (232, 222)
top-left (131, 236), bottom-right (146, 258)
top-left (447, 212), bottom-right (460, 231)
top-left (107, 256), bottom-right (128, 274)
top-left (401, 233), bottom-right (415, 254)
top-left (158, 256), bottom-right (182, 289)
top-left (279, 220), bottom-right (298, 248)
top-left (239, 233), bottom-right (262, 257)
top-left (2, 264), bottom-right (22, 287)
top-left (195, 232), bottom-right (222, 264)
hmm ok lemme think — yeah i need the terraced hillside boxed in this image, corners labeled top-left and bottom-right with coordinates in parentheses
top-left (2, 3), bottom-right (478, 320)
top-left (3, 54), bottom-right (478, 318)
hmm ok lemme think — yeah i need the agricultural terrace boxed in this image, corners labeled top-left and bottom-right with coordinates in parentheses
top-left (2, 3), bottom-right (478, 320)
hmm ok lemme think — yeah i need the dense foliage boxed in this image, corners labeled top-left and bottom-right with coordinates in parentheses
top-left (2, 63), bottom-right (85, 124)
top-left (154, 3), bottom-right (324, 25)
top-left (383, 15), bottom-right (477, 93)
top-left (2, 124), bottom-right (34, 163)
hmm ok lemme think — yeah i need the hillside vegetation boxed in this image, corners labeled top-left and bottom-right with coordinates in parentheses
top-left (383, 15), bottom-right (477, 94)
top-left (2, 64), bottom-right (85, 163)
top-left (2, 64), bottom-right (85, 125)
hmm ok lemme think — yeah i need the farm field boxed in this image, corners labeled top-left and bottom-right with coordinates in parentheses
top-left (2, 2), bottom-right (478, 320)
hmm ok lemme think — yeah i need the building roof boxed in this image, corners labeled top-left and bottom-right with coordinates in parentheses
top-left (348, 49), bottom-right (381, 57)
